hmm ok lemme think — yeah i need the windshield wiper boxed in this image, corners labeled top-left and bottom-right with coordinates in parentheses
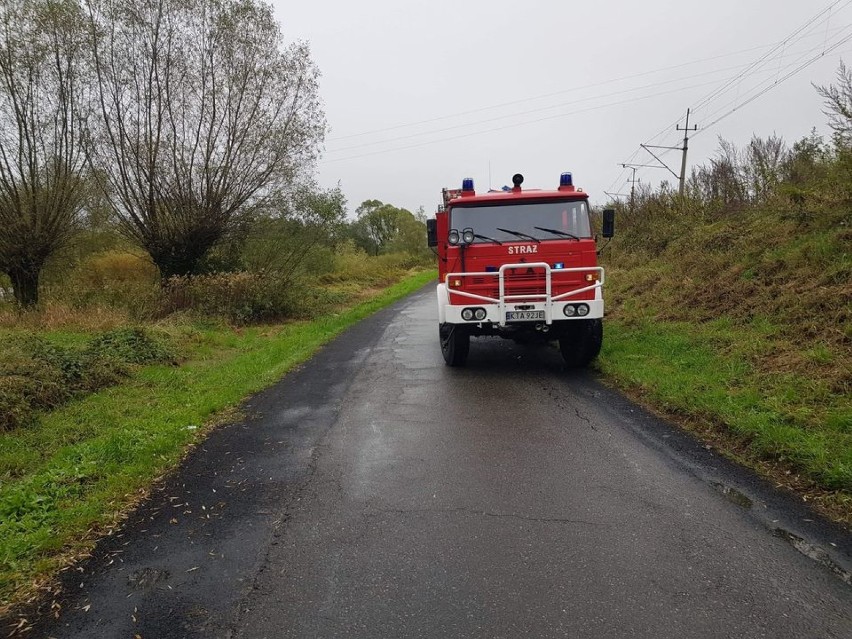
top-left (497, 227), bottom-right (540, 243)
top-left (473, 233), bottom-right (503, 245)
top-left (534, 226), bottom-right (580, 241)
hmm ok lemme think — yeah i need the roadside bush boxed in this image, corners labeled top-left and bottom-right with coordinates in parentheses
top-left (162, 272), bottom-right (306, 324)
top-left (319, 243), bottom-right (425, 286)
top-left (52, 251), bottom-right (162, 320)
top-left (87, 327), bottom-right (175, 365)
top-left (63, 281), bottom-right (163, 321)
top-left (0, 328), bottom-right (174, 431)
top-left (76, 251), bottom-right (158, 286)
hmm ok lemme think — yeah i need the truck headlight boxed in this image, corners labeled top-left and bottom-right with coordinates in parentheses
top-left (461, 308), bottom-right (474, 321)
top-left (474, 308), bottom-right (486, 320)
top-left (577, 304), bottom-right (589, 316)
top-left (563, 305), bottom-right (576, 317)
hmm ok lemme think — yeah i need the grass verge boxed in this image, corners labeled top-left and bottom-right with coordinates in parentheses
top-left (597, 317), bottom-right (852, 525)
top-left (0, 269), bottom-right (436, 616)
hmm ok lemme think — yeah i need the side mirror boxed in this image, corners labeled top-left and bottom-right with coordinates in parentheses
top-left (426, 219), bottom-right (438, 247)
top-left (602, 209), bottom-right (615, 238)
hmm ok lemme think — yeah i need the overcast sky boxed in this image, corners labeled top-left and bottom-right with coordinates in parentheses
top-left (270, 0), bottom-right (852, 215)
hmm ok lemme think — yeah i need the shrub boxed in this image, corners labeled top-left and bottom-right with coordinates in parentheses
top-left (87, 327), bottom-right (174, 365)
top-left (319, 243), bottom-right (423, 286)
top-left (161, 272), bottom-right (305, 324)
top-left (47, 251), bottom-right (163, 321)
top-left (0, 328), bottom-right (174, 431)
top-left (75, 251), bottom-right (158, 287)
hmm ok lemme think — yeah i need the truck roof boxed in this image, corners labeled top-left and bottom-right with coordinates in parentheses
top-left (447, 188), bottom-right (589, 207)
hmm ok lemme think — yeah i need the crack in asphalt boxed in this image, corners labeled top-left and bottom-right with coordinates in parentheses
top-left (543, 382), bottom-right (596, 430)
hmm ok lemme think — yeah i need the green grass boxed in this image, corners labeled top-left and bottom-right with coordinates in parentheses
top-left (598, 316), bottom-right (852, 493)
top-left (596, 196), bottom-right (851, 512)
top-left (0, 269), bottom-right (435, 613)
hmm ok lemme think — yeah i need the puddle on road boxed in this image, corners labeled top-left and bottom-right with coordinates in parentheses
top-left (774, 528), bottom-right (852, 585)
top-left (711, 482), bottom-right (753, 509)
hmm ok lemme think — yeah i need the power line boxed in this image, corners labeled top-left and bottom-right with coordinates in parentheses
top-left (319, 76), bottom-right (736, 165)
top-left (696, 30), bottom-right (852, 135)
top-left (695, 22), bottom-right (852, 125)
top-left (616, 0), bottom-right (852, 173)
top-left (320, 1), bottom-right (852, 181)
top-left (615, 8), bottom-right (852, 183)
top-left (323, 43), bottom-right (840, 165)
top-left (324, 60), bottom-right (784, 155)
top-left (326, 32), bottom-right (842, 143)
top-left (691, 0), bottom-right (852, 114)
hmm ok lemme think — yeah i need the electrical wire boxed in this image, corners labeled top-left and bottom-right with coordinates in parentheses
top-left (614, 2), bottom-right (852, 186)
top-left (324, 36), bottom-right (847, 164)
top-left (320, 76), bottom-right (737, 165)
top-left (696, 32), bottom-right (852, 135)
top-left (326, 37), bottom-right (836, 143)
top-left (324, 60), bottom-right (788, 155)
top-left (693, 22), bottom-right (852, 126)
top-left (690, 0), bottom-right (852, 114)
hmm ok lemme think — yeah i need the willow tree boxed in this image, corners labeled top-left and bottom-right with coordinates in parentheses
top-left (84, 0), bottom-right (325, 279)
top-left (0, 0), bottom-right (88, 306)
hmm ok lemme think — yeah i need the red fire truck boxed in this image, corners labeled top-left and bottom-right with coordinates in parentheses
top-left (426, 172), bottom-right (614, 367)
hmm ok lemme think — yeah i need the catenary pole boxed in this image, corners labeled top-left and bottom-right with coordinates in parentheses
top-left (677, 108), bottom-right (698, 199)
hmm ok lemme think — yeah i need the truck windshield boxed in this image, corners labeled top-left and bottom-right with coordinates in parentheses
top-left (450, 199), bottom-right (592, 243)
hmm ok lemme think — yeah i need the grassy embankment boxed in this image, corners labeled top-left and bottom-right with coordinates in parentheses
top-left (0, 268), bottom-right (435, 615)
top-left (596, 203), bottom-right (851, 523)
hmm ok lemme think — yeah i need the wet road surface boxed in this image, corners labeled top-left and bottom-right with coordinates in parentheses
top-left (27, 286), bottom-right (852, 638)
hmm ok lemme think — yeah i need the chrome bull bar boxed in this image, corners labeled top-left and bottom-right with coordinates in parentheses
top-left (444, 262), bottom-right (605, 326)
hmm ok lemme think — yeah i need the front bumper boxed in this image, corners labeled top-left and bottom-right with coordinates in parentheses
top-left (444, 299), bottom-right (603, 325)
top-left (440, 262), bottom-right (604, 327)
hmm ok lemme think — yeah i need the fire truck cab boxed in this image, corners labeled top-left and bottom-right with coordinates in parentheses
top-left (426, 172), bottom-right (615, 367)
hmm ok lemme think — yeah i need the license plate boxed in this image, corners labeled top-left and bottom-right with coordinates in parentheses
top-left (506, 310), bottom-right (545, 322)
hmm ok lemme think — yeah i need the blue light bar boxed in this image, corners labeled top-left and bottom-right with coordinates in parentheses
top-left (553, 262), bottom-right (565, 269)
top-left (560, 172), bottom-right (573, 187)
top-left (462, 177), bottom-right (474, 191)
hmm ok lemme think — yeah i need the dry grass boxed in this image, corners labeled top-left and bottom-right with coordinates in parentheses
top-left (0, 303), bottom-right (132, 331)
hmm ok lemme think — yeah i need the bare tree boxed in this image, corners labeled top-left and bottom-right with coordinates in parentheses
top-left (744, 134), bottom-right (788, 202)
top-left (0, 0), bottom-right (88, 306)
top-left (84, 0), bottom-right (325, 279)
top-left (690, 138), bottom-right (747, 208)
top-left (815, 60), bottom-right (852, 145)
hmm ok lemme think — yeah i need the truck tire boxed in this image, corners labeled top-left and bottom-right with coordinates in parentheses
top-left (558, 318), bottom-right (602, 368)
top-left (439, 323), bottom-right (470, 366)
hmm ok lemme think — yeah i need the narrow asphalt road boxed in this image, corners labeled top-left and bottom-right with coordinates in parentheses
top-left (27, 286), bottom-right (852, 638)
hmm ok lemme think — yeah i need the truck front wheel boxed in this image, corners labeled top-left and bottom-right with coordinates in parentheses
top-left (558, 319), bottom-right (602, 368)
top-left (439, 323), bottom-right (470, 366)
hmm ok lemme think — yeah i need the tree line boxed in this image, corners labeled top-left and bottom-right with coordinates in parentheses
top-left (0, 0), bottom-right (327, 306)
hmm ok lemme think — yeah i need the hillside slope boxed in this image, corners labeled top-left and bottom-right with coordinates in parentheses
top-left (597, 199), bottom-right (851, 521)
